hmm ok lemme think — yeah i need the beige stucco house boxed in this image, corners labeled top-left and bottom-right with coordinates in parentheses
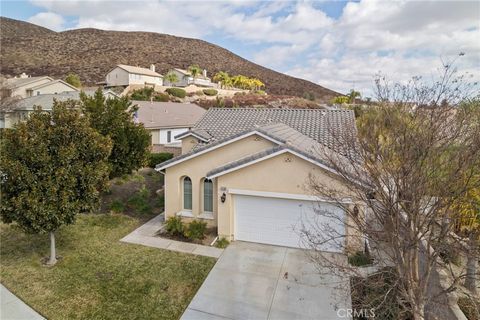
top-left (133, 101), bottom-right (206, 154)
top-left (106, 64), bottom-right (163, 87)
top-left (2, 74), bottom-right (78, 99)
top-left (156, 108), bottom-right (362, 252)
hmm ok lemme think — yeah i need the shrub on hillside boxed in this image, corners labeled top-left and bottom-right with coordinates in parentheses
top-left (184, 220), bottom-right (207, 241)
top-left (154, 93), bottom-right (170, 102)
top-left (165, 88), bottom-right (186, 98)
top-left (203, 89), bottom-right (218, 96)
top-left (148, 152), bottom-right (174, 168)
top-left (131, 87), bottom-right (154, 100)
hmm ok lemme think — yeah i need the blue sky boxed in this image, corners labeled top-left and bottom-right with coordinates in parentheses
top-left (1, 0), bottom-right (479, 97)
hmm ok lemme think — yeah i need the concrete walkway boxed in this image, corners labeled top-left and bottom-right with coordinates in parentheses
top-left (1, 284), bottom-right (45, 320)
top-left (120, 214), bottom-right (224, 258)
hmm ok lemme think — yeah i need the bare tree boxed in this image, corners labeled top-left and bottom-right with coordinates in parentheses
top-left (302, 61), bottom-right (480, 320)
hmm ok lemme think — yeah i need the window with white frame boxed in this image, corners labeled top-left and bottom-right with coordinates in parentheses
top-left (183, 177), bottom-right (192, 210)
top-left (203, 178), bottom-right (213, 212)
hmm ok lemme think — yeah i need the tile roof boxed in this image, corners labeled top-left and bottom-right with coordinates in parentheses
top-left (4, 76), bottom-right (53, 89)
top-left (116, 64), bottom-right (162, 77)
top-left (189, 108), bottom-right (356, 154)
top-left (133, 101), bottom-right (206, 129)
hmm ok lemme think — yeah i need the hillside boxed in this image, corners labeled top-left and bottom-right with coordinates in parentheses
top-left (0, 17), bottom-right (340, 102)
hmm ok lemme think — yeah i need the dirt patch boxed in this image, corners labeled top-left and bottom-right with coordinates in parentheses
top-left (100, 168), bottom-right (164, 222)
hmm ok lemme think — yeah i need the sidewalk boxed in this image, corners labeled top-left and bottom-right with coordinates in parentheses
top-left (0, 284), bottom-right (45, 320)
top-left (120, 213), bottom-right (224, 258)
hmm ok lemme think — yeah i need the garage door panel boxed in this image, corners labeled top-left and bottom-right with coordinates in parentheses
top-left (234, 195), bottom-right (344, 251)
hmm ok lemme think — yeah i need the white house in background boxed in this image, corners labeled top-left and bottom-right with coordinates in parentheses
top-left (165, 68), bottom-right (215, 87)
top-left (133, 101), bottom-right (206, 154)
top-left (3, 73), bottom-right (78, 98)
top-left (106, 64), bottom-right (163, 87)
top-left (0, 89), bottom-right (119, 129)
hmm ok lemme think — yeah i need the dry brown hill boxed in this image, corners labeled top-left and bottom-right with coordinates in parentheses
top-left (0, 17), bottom-right (340, 102)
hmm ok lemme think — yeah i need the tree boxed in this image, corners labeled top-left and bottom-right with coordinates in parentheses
top-left (347, 89), bottom-right (361, 104)
top-left (453, 99), bottom-right (480, 295)
top-left (81, 89), bottom-right (151, 178)
top-left (331, 95), bottom-right (349, 105)
top-left (303, 62), bottom-right (480, 319)
top-left (188, 65), bottom-right (202, 79)
top-left (0, 102), bottom-right (111, 265)
top-left (164, 71), bottom-right (179, 86)
top-left (65, 73), bottom-right (82, 88)
top-left (213, 71), bottom-right (231, 89)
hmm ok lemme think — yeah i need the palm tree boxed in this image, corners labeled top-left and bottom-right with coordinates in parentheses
top-left (164, 71), bottom-right (178, 86)
top-left (213, 71), bottom-right (231, 89)
top-left (188, 65), bottom-right (202, 79)
top-left (348, 89), bottom-right (361, 104)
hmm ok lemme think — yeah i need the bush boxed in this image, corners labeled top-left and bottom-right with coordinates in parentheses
top-left (203, 89), bottom-right (218, 96)
top-left (253, 90), bottom-right (266, 95)
top-left (165, 88), bottom-right (186, 98)
top-left (195, 90), bottom-right (205, 96)
top-left (154, 93), bottom-right (169, 102)
top-left (348, 250), bottom-right (373, 267)
top-left (127, 185), bottom-right (151, 215)
top-left (215, 237), bottom-right (230, 248)
top-left (148, 152), bottom-right (174, 168)
top-left (165, 216), bottom-right (184, 236)
top-left (109, 200), bottom-right (125, 213)
top-left (131, 87), bottom-right (154, 101)
top-left (458, 296), bottom-right (480, 320)
top-left (184, 220), bottom-right (207, 240)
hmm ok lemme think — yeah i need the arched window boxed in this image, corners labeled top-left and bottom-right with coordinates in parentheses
top-left (203, 178), bottom-right (213, 213)
top-left (183, 177), bottom-right (192, 210)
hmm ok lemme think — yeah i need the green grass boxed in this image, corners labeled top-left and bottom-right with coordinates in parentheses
top-left (0, 214), bottom-right (216, 320)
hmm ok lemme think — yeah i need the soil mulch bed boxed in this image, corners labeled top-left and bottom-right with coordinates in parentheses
top-left (158, 227), bottom-right (217, 246)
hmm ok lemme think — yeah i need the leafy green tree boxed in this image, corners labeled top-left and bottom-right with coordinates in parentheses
top-left (65, 73), bottom-right (82, 88)
top-left (165, 71), bottom-right (179, 86)
top-left (0, 102), bottom-right (111, 265)
top-left (81, 89), bottom-right (151, 178)
top-left (188, 65), bottom-right (202, 79)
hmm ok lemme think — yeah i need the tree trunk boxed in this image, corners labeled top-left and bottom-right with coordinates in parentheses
top-left (412, 301), bottom-right (426, 320)
top-left (47, 231), bottom-right (57, 266)
top-left (464, 232), bottom-right (478, 294)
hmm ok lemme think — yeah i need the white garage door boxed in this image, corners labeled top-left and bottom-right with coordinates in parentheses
top-left (234, 194), bottom-right (344, 251)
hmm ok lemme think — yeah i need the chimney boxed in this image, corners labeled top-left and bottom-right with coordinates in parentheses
top-left (203, 69), bottom-right (207, 78)
top-left (150, 64), bottom-right (155, 72)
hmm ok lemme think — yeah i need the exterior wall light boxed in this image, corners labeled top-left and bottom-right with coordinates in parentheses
top-left (220, 192), bottom-right (226, 203)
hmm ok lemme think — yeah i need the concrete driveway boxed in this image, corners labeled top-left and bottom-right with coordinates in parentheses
top-left (182, 242), bottom-right (351, 320)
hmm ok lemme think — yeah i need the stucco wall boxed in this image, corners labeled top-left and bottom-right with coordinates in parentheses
top-left (215, 153), bottom-right (351, 240)
top-left (12, 78), bottom-right (51, 98)
top-left (106, 68), bottom-right (129, 87)
top-left (164, 134), bottom-right (275, 222)
top-left (181, 136), bottom-right (200, 154)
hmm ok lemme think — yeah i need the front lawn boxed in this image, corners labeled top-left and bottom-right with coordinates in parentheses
top-left (0, 214), bottom-right (216, 320)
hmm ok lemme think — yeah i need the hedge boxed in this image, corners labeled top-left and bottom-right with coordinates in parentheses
top-left (154, 93), bottom-right (170, 102)
top-left (165, 88), bottom-right (186, 98)
top-left (147, 152), bottom-right (174, 168)
top-left (203, 89), bottom-right (218, 96)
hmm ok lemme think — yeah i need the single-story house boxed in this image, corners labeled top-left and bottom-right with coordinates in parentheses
top-left (106, 64), bottom-right (163, 87)
top-left (156, 108), bottom-right (362, 252)
top-left (0, 89), bottom-right (118, 129)
top-left (165, 68), bottom-right (215, 87)
top-left (133, 101), bottom-right (206, 154)
top-left (2, 74), bottom-right (78, 99)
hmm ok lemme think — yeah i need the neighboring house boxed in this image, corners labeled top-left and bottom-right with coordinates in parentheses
top-left (0, 89), bottom-right (118, 129)
top-left (2, 74), bottom-right (78, 98)
top-left (165, 68), bottom-right (215, 87)
top-left (133, 101), bottom-right (206, 154)
top-left (156, 108), bottom-right (362, 252)
top-left (106, 64), bottom-right (163, 87)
